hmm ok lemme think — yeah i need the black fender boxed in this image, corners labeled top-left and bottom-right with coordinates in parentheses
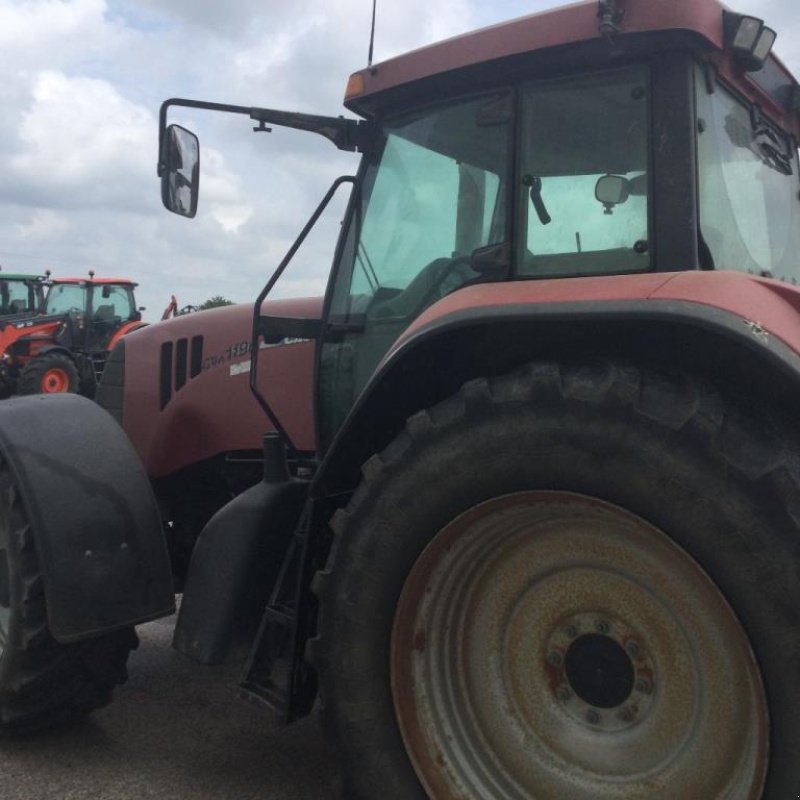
top-left (0, 393), bottom-right (174, 642)
top-left (312, 298), bottom-right (800, 498)
top-left (173, 438), bottom-right (308, 665)
top-left (35, 344), bottom-right (74, 360)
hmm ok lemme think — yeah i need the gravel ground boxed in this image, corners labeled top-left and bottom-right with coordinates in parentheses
top-left (0, 614), bottom-right (338, 800)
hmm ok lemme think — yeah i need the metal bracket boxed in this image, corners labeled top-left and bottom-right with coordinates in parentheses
top-left (597, 0), bottom-right (625, 38)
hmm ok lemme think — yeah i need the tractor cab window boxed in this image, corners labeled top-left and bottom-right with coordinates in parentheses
top-left (0, 280), bottom-right (35, 314)
top-left (45, 284), bottom-right (87, 316)
top-left (329, 92), bottom-right (511, 328)
top-left (320, 92), bottom-right (512, 443)
top-left (696, 69), bottom-right (800, 282)
top-left (94, 284), bottom-right (134, 322)
top-left (518, 66), bottom-right (650, 277)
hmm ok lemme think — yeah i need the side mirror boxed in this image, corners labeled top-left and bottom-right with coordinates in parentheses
top-left (595, 174), bottom-right (630, 215)
top-left (160, 124), bottom-right (200, 218)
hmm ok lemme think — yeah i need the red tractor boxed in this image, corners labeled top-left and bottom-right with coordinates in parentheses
top-left (0, 274), bottom-right (146, 396)
top-left (2, 1), bottom-right (800, 797)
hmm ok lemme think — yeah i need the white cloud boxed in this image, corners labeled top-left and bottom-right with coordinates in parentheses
top-left (0, 0), bottom-right (111, 62)
top-left (210, 203), bottom-right (253, 233)
top-left (10, 71), bottom-right (151, 208)
top-left (0, 0), bottom-right (799, 320)
top-left (15, 209), bottom-right (71, 240)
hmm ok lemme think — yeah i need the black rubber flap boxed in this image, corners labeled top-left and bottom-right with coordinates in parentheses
top-left (0, 393), bottom-right (175, 642)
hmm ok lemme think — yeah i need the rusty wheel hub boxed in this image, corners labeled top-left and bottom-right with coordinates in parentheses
top-left (545, 611), bottom-right (656, 732)
top-left (391, 491), bottom-right (768, 799)
top-left (41, 368), bottom-right (69, 393)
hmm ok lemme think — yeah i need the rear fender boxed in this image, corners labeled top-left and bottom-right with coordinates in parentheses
top-left (34, 344), bottom-right (74, 360)
top-left (313, 298), bottom-right (800, 498)
top-left (0, 394), bottom-right (175, 642)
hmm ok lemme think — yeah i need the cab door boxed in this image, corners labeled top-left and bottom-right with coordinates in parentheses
top-left (316, 92), bottom-right (513, 449)
top-left (88, 284), bottom-right (136, 350)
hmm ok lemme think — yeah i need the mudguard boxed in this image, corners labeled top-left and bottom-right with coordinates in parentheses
top-left (174, 469), bottom-right (307, 665)
top-left (0, 393), bottom-right (175, 642)
top-left (313, 273), bottom-right (800, 497)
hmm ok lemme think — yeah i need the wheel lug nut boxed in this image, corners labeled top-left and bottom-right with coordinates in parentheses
top-left (547, 651), bottom-right (563, 666)
top-left (626, 640), bottom-right (641, 659)
top-left (556, 686), bottom-right (571, 702)
top-left (565, 624), bottom-right (578, 638)
top-left (635, 677), bottom-right (652, 695)
top-left (595, 619), bottom-right (610, 635)
top-left (585, 709), bottom-right (600, 725)
top-left (618, 706), bottom-right (635, 722)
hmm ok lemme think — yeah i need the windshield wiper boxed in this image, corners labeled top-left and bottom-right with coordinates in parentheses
top-left (523, 174), bottom-right (552, 225)
top-left (754, 124), bottom-right (794, 175)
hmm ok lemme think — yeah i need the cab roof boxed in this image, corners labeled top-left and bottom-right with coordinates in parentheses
top-left (52, 278), bottom-right (138, 287)
top-left (344, 0), bottom-right (799, 131)
top-left (0, 274), bottom-right (47, 282)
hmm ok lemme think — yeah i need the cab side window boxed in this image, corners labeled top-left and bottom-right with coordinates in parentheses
top-left (518, 66), bottom-right (651, 277)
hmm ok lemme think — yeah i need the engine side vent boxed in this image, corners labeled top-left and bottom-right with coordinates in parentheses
top-left (175, 338), bottom-right (188, 391)
top-left (190, 335), bottom-right (203, 378)
top-left (160, 335), bottom-right (205, 409)
top-left (159, 341), bottom-right (173, 410)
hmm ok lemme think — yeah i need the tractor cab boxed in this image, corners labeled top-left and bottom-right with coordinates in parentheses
top-left (44, 277), bottom-right (140, 352)
top-left (158, 0), bottom-right (800, 452)
top-left (0, 274), bottom-right (47, 319)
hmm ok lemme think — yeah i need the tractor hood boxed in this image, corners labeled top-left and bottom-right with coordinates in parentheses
top-left (97, 296), bottom-right (322, 477)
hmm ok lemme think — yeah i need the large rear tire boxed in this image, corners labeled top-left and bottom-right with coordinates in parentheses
top-left (17, 353), bottom-right (79, 395)
top-left (310, 360), bottom-right (800, 799)
top-left (0, 466), bottom-right (137, 736)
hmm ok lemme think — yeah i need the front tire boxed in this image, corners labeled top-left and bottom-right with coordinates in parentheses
top-left (311, 360), bottom-right (799, 799)
top-left (17, 353), bottom-right (79, 395)
top-left (0, 466), bottom-right (137, 736)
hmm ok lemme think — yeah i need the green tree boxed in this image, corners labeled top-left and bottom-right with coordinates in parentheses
top-left (198, 295), bottom-right (234, 310)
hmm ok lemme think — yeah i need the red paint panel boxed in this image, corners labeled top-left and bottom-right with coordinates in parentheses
top-left (107, 320), bottom-right (147, 352)
top-left (0, 319), bottom-right (61, 354)
top-left (401, 272), bottom-right (675, 342)
top-left (53, 278), bottom-right (137, 286)
top-left (394, 271), bottom-right (800, 360)
top-left (349, 0), bottom-right (723, 104)
top-left (346, 0), bottom-right (798, 135)
top-left (652, 272), bottom-right (800, 353)
top-left (122, 297), bottom-right (321, 478)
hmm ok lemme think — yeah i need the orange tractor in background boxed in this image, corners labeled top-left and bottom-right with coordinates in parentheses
top-left (0, 273), bottom-right (146, 396)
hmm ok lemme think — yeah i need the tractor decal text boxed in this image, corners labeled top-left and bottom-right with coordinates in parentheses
top-left (204, 337), bottom-right (311, 374)
top-left (202, 339), bottom-right (251, 372)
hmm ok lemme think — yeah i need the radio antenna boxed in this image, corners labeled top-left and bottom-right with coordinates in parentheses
top-left (367, 0), bottom-right (377, 67)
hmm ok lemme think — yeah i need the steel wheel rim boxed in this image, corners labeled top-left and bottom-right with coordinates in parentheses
top-left (41, 367), bottom-right (69, 393)
top-left (391, 491), bottom-right (769, 800)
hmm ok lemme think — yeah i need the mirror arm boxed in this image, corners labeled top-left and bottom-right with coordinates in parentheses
top-left (158, 98), bottom-right (249, 177)
top-left (249, 107), bottom-right (372, 152)
top-left (158, 98), bottom-right (372, 176)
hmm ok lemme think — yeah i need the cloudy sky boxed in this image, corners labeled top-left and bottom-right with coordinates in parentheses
top-left (1, 0), bottom-right (798, 318)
